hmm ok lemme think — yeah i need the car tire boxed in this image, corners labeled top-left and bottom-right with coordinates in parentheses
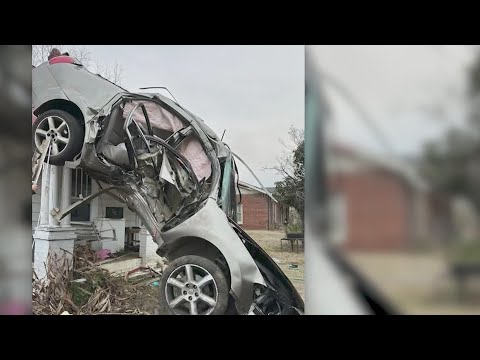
top-left (32, 109), bottom-right (84, 166)
top-left (158, 255), bottom-right (230, 315)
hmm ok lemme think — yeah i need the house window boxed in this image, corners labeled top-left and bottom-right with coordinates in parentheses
top-left (71, 168), bottom-right (92, 222)
top-left (71, 203), bottom-right (91, 222)
top-left (236, 203), bottom-right (243, 224)
top-left (71, 168), bottom-right (92, 199)
top-left (329, 192), bottom-right (347, 244)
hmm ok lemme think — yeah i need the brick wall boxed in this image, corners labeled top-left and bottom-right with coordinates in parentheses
top-left (236, 193), bottom-right (269, 230)
top-left (329, 169), bottom-right (412, 251)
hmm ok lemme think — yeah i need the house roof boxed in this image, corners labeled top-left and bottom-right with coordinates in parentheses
top-left (266, 187), bottom-right (277, 194)
top-left (238, 181), bottom-right (278, 203)
top-left (328, 142), bottom-right (428, 191)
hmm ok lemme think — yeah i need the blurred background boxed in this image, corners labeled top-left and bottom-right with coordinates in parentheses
top-left (0, 45), bottom-right (32, 314)
top-left (306, 45), bottom-right (480, 314)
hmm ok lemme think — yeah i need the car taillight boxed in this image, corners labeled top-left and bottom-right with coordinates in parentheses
top-left (49, 56), bottom-right (79, 65)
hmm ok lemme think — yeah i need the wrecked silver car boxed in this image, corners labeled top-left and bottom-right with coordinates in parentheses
top-left (32, 56), bottom-right (304, 315)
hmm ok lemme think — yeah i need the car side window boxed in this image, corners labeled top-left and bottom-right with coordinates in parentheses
top-left (219, 156), bottom-right (236, 219)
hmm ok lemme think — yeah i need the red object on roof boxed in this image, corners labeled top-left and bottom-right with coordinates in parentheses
top-left (49, 55), bottom-right (75, 65)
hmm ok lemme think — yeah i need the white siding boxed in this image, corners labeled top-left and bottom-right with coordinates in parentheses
top-left (32, 193), bottom-right (140, 232)
top-left (96, 195), bottom-right (140, 227)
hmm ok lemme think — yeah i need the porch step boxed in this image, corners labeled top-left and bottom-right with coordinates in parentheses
top-left (71, 221), bottom-right (115, 242)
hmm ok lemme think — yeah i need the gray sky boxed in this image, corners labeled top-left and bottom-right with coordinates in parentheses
top-left (58, 45), bottom-right (476, 183)
top-left (308, 45), bottom-right (477, 157)
top-left (66, 45), bottom-right (304, 187)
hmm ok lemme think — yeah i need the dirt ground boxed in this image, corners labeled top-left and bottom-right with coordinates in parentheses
top-left (102, 233), bottom-right (480, 315)
top-left (246, 230), bottom-right (304, 300)
top-left (346, 251), bottom-right (480, 315)
top-left (119, 238), bottom-right (480, 315)
top-left (123, 281), bottom-right (161, 314)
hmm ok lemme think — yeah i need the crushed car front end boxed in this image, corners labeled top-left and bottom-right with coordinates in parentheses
top-left (85, 93), bottom-right (303, 314)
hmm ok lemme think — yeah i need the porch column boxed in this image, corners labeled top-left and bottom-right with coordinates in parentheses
top-left (39, 163), bottom-right (50, 226)
top-left (33, 163), bottom-right (77, 281)
top-left (90, 179), bottom-right (100, 221)
top-left (139, 226), bottom-right (162, 267)
top-left (48, 165), bottom-right (60, 227)
top-left (60, 167), bottom-right (72, 227)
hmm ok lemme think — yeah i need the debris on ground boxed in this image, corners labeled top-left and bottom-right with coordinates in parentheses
top-left (95, 249), bottom-right (112, 261)
top-left (125, 266), bottom-right (162, 283)
top-left (32, 245), bottom-right (162, 315)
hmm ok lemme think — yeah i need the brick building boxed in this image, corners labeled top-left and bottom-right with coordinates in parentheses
top-left (235, 181), bottom-right (288, 230)
top-left (327, 144), bottom-right (432, 251)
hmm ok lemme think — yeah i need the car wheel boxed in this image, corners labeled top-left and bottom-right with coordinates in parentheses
top-left (158, 255), bottom-right (230, 315)
top-left (32, 109), bottom-right (84, 166)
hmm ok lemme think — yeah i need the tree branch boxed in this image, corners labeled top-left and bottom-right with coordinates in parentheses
top-left (263, 165), bottom-right (296, 181)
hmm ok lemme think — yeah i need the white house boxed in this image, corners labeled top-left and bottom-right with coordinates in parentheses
top-left (32, 164), bottom-right (159, 276)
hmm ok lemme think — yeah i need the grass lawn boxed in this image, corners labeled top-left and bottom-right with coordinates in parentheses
top-left (246, 230), bottom-right (304, 300)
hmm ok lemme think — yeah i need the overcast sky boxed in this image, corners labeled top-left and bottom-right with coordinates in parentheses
top-left (308, 45), bottom-right (478, 158)
top-left (57, 45), bottom-right (479, 184)
top-left (65, 45), bottom-right (304, 187)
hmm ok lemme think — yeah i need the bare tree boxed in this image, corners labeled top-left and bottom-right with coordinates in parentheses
top-left (278, 126), bottom-right (304, 152)
top-left (32, 45), bottom-right (64, 66)
top-left (263, 126), bottom-right (305, 227)
top-left (110, 62), bottom-right (124, 86)
top-left (96, 60), bottom-right (124, 86)
top-left (68, 46), bottom-right (91, 67)
top-left (32, 45), bottom-right (124, 86)
top-left (93, 60), bottom-right (105, 77)
top-left (266, 126), bottom-right (305, 179)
